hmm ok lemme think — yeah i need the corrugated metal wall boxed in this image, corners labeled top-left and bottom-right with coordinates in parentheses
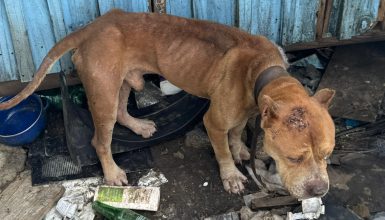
top-left (0, 0), bottom-right (149, 83)
top-left (0, 0), bottom-right (381, 83)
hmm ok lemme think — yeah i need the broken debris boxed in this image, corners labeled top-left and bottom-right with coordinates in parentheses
top-left (138, 169), bottom-right (168, 187)
top-left (287, 198), bottom-right (325, 220)
top-left (245, 160), bottom-right (288, 195)
top-left (240, 206), bottom-right (284, 220)
top-left (204, 211), bottom-right (239, 220)
top-left (44, 177), bottom-right (102, 220)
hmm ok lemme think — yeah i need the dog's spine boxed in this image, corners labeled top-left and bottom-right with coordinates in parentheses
top-left (0, 29), bottom-right (85, 110)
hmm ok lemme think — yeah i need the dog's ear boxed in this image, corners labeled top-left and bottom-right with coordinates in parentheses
top-left (261, 95), bottom-right (280, 128)
top-left (313, 88), bottom-right (335, 108)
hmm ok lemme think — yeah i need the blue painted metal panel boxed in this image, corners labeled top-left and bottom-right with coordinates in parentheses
top-left (339, 0), bottom-right (380, 39)
top-left (47, 0), bottom-right (73, 72)
top-left (60, 0), bottom-right (99, 33)
top-left (22, 0), bottom-right (61, 75)
top-left (0, 0), bottom-right (382, 83)
top-left (0, 0), bottom-right (17, 81)
top-left (3, 0), bottom-right (35, 82)
top-left (98, 0), bottom-right (149, 15)
top-left (193, 0), bottom-right (235, 26)
top-left (281, 0), bottom-right (319, 45)
top-left (239, 0), bottom-right (281, 43)
top-left (166, 0), bottom-right (192, 18)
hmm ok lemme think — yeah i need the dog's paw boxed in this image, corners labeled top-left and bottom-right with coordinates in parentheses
top-left (131, 119), bottom-right (157, 138)
top-left (104, 166), bottom-right (128, 186)
top-left (221, 167), bottom-right (247, 194)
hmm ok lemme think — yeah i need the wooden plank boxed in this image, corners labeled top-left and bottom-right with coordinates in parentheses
top-left (321, 0), bottom-right (334, 37)
top-left (21, 0), bottom-right (61, 75)
top-left (281, 0), bottom-right (319, 45)
top-left (0, 0), bottom-right (17, 81)
top-left (238, 0), bottom-right (282, 43)
top-left (0, 171), bottom-right (64, 220)
top-left (166, 0), bottom-right (193, 18)
top-left (315, 0), bottom-right (327, 39)
top-left (3, 0), bottom-right (35, 82)
top-left (285, 29), bottom-right (385, 51)
top-left (379, 0), bottom-right (385, 30)
top-left (379, 0), bottom-right (385, 21)
top-left (193, 0), bottom-right (235, 26)
top-left (326, 0), bottom-right (342, 37)
top-left (339, 0), bottom-right (380, 39)
top-left (98, 0), bottom-right (149, 15)
top-left (0, 72), bottom-right (81, 97)
top-left (47, 0), bottom-right (74, 72)
top-left (251, 195), bottom-right (299, 209)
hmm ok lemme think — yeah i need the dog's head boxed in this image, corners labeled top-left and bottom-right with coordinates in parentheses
top-left (260, 88), bottom-right (335, 199)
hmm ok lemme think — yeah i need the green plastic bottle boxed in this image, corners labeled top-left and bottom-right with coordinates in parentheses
top-left (92, 201), bottom-right (149, 220)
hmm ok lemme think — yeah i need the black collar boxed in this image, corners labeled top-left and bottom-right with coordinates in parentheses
top-left (253, 66), bottom-right (288, 100)
top-left (250, 65), bottom-right (288, 190)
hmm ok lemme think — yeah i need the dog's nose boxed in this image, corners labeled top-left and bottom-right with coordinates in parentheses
top-left (305, 180), bottom-right (328, 197)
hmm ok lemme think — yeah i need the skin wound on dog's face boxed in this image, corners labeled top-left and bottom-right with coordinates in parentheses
top-left (262, 99), bottom-right (335, 199)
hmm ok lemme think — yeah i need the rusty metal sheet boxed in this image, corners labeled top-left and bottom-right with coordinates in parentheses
top-left (317, 42), bottom-right (385, 122)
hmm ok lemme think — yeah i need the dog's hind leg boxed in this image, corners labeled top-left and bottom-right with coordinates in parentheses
top-left (117, 80), bottom-right (157, 138)
top-left (81, 72), bottom-right (128, 186)
top-left (229, 119), bottom-right (251, 164)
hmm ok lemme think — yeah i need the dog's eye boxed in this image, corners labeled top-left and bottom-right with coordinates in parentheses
top-left (287, 156), bottom-right (303, 164)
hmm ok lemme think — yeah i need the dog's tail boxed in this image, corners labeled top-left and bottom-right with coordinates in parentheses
top-left (0, 29), bottom-right (85, 110)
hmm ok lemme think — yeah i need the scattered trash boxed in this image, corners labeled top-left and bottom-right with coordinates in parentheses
top-left (159, 78), bottom-right (182, 95)
top-left (287, 198), bottom-right (325, 220)
top-left (39, 85), bottom-right (87, 110)
top-left (92, 200), bottom-right (148, 220)
top-left (204, 211), bottom-right (239, 220)
top-left (44, 177), bottom-right (102, 220)
top-left (291, 54), bottom-right (324, 69)
top-left (134, 82), bottom-right (163, 109)
top-left (245, 160), bottom-right (288, 195)
top-left (56, 197), bottom-right (80, 219)
top-left (138, 169), bottom-right (168, 187)
top-left (240, 206), bottom-right (284, 220)
top-left (203, 182), bottom-right (208, 187)
top-left (94, 185), bottom-right (160, 211)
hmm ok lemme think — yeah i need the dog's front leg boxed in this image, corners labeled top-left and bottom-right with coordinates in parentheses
top-left (204, 110), bottom-right (247, 194)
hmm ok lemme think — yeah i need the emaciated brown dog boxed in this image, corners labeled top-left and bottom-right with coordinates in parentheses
top-left (0, 10), bottom-right (335, 199)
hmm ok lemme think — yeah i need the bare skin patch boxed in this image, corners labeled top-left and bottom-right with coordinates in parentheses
top-left (285, 107), bottom-right (308, 131)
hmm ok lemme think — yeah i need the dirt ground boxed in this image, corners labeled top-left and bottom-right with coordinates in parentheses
top-left (2, 121), bottom-right (385, 219)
